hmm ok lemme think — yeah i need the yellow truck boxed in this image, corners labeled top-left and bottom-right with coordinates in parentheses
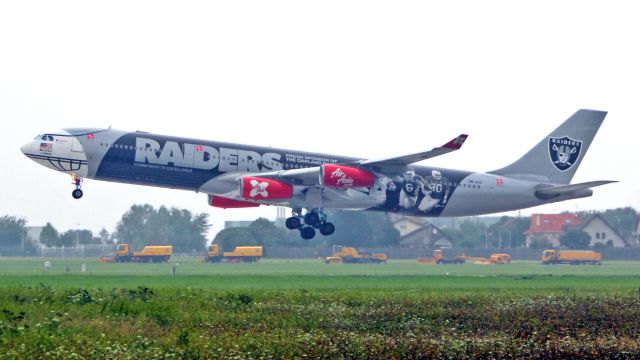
top-left (417, 249), bottom-right (465, 264)
top-left (114, 243), bottom-right (172, 263)
top-left (204, 244), bottom-right (263, 263)
top-left (489, 253), bottom-right (512, 264)
top-left (458, 253), bottom-right (512, 265)
top-left (325, 245), bottom-right (387, 264)
top-left (541, 250), bottom-right (602, 265)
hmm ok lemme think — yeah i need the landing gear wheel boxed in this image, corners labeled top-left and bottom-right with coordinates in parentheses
top-left (285, 216), bottom-right (302, 230)
top-left (304, 212), bottom-right (320, 227)
top-left (300, 226), bottom-right (316, 240)
top-left (72, 189), bottom-right (84, 199)
top-left (71, 175), bottom-right (83, 199)
top-left (319, 222), bottom-right (335, 236)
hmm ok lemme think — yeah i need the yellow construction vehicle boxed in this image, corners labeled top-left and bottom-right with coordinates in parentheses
top-left (325, 245), bottom-right (387, 264)
top-left (458, 253), bottom-right (512, 265)
top-left (489, 253), bottom-right (511, 264)
top-left (204, 244), bottom-right (263, 263)
top-left (417, 249), bottom-right (465, 264)
top-left (541, 250), bottom-right (602, 265)
top-left (113, 243), bottom-right (173, 263)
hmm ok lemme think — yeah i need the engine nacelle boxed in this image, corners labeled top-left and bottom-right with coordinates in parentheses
top-left (240, 176), bottom-right (293, 200)
top-left (320, 164), bottom-right (375, 188)
top-left (208, 195), bottom-right (260, 208)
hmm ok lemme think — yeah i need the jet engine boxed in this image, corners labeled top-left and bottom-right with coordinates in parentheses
top-left (208, 195), bottom-right (260, 208)
top-left (240, 176), bottom-right (293, 200)
top-left (320, 164), bottom-right (375, 188)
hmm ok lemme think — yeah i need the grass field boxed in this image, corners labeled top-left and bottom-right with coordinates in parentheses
top-left (2, 257), bottom-right (640, 294)
top-left (1, 258), bottom-right (639, 358)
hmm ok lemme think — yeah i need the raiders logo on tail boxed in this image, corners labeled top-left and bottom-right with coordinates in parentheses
top-left (549, 136), bottom-right (582, 171)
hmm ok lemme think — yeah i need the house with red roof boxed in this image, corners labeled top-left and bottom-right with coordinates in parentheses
top-left (525, 213), bottom-right (581, 247)
top-left (526, 213), bottom-right (630, 248)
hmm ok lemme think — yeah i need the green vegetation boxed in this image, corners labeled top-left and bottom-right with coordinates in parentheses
top-left (214, 211), bottom-right (401, 251)
top-left (0, 258), bottom-right (640, 357)
top-left (113, 204), bottom-right (211, 252)
top-left (4, 206), bottom-right (637, 255)
top-left (560, 230), bottom-right (592, 249)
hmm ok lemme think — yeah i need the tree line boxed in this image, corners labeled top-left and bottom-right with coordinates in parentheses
top-left (213, 210), bottom-right (401, 252)
top-left (0, 205), bottom-right (210, 254)
top-left (0, 207), bottom-right (402, 254)
top-left (1, 206), bottom-right (637, 254)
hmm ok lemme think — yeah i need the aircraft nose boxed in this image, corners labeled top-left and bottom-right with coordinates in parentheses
top-left (20, 141), bottom-right (33, 156)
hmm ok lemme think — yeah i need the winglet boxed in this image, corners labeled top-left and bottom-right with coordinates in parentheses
top-left (442, 134), bottom-right (468, 150)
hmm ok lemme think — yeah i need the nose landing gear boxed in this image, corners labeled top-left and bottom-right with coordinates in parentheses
top-left (71, 175), bottom-right (83, 199)
top-left (285, 208), bottom-right (335, 240)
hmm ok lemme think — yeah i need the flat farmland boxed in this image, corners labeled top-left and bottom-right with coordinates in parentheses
top-left (0, 258), bottom-right (639, 358)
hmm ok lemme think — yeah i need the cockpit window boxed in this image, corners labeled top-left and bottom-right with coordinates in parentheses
top-left (36, 135), bottom-right (54, 141)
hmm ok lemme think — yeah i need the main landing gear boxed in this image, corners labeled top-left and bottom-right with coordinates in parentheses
top-left (285, 208), bottom-right (335, 240)
top-left (71, 175), bottom-right (83, 199)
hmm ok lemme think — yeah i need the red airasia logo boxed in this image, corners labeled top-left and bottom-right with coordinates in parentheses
top-left (321, 164), bottom-right (375, 188)
top-left (330, 167), bottom-right (354, 186)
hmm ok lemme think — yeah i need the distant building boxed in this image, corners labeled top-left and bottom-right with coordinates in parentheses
top-left (224, 221), bottom-right (253, 229)
top-left (393, 217), bottom-right (453, 248)
top-left (25, 226), bottom-right (44, 244)
top-left (389, 214), bottom-right (502, 231)
top-left (526, 213), bottom-right (629, 248)
top-left (525, 213), bottom-right (581, 247)
top-left (565, 214), bottom-right (627, 248)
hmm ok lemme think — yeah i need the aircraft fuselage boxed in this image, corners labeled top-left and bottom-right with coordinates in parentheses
top-left (21, 128), bottom-right (591, 218)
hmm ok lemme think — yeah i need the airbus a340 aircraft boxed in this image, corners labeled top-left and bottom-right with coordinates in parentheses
top-left (21, 109), bottom-right (615, 239)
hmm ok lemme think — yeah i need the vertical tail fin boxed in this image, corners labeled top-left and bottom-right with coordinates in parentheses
top-left (491, 109), bottom-right (607, 184)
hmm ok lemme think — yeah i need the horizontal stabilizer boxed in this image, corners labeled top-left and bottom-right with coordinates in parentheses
top-left (535, 180), bottom-right (617, 196)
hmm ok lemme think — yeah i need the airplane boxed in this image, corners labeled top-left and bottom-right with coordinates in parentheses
top-left (20, 109), bottom-right (616, 239)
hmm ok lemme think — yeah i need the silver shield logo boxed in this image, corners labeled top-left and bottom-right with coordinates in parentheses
top-left (549, 136), bottom-right (582, 171)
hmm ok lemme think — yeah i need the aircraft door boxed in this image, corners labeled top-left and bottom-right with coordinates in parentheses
top-left (71, 138), bottom-right (84, 153)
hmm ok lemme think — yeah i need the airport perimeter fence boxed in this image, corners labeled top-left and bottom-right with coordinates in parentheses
top-left (4, 245), bottom-right (640, 261)
top-left (265, 246), bottom-right (640, 261)
top-left (38, 244), bottom-right (116, 258)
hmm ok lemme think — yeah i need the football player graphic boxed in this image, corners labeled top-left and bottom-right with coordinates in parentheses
top-left (417, 170), bottom-right (451, 213)
top-left (383, 179), bottom-right (401, 210)
top-left (399, 170), bottom-right (425, 210)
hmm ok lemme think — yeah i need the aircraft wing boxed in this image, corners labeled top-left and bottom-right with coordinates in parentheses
top-left (354, 134), bottom-right (468, 172)
top-left (257, 167), bottom-right (322, 186)
top-left (250, 134), bottom-right (469, 185)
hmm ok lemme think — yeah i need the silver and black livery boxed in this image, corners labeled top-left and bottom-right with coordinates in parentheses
top-left (21, 109), bottom-right (616, 239)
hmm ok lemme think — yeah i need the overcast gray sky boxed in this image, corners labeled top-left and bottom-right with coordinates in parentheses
top-left (1, 1), bottom-right (638, 238)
